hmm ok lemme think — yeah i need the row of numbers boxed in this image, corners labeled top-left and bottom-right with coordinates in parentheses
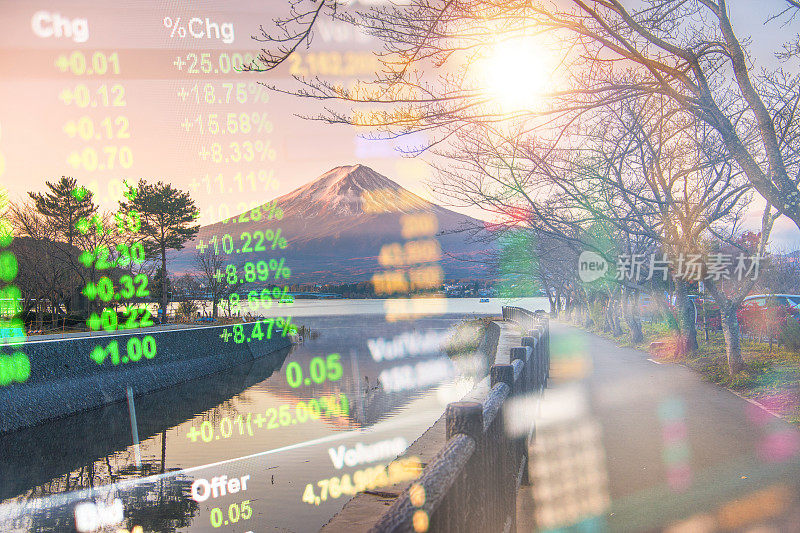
top-left (301, 457), bottom-right (422, 505)
top-left (56, 52), bottom-right (135, 175)
top-left (189, 171), bottom-right (279, 195)
top-left (58, 84), bottom-right (127, 107)
top-left (172, 51), bottom-right (259, 75)
top-left (287, 51), bottom-right (380, 78)
top-left (197, 141), bottom-right (275, 163)
top-left (62, 116), bottom-right (130, 140)
top-left (372, 265), bottom-right (444, 295)
top-left (54, 51), bottom-right (121, 76)
top-left (177, 82), bottom-right (270, 105)
top-left (180, 112), bottom-right (272, 135)
top-left (185, 394), bottom-right (349, 443)
top-left (66, 145), bottom-right (134, 171)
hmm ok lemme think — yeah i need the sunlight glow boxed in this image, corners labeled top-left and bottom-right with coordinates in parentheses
top-left (482, 38), bottom-right (555, 113)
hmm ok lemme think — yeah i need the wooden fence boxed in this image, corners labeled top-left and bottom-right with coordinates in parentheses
top-left (369, 306), bottom-right (549, 532)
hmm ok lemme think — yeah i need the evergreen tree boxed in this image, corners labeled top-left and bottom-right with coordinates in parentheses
top-left (29, 176), bottom-right (97, 246)
top-left (27, 177), bottom-right (97, 315)
top-left (119, 180), bottom-right (199, 321)
top-left (150, 267), bottom-right (172, 306)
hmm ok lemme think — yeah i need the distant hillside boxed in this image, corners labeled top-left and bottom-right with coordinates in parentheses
top-left (173, 164), bottom-right (494, 283)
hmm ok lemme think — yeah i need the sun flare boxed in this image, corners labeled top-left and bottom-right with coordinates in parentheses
top-left (482, 38), bottom-right (555, 112)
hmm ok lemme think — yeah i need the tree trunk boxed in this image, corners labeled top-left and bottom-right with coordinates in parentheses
top-left (543, 284), bottom-right (555, 317)
top-left (161, 247), bottom-right (168, 323)
top-left (88, 267), bottom-right (98, 318)
top-left (721, 306), bottom-right (746, 374)
top-left (609, 293), bottom-right (623, 336)
top-left (584, 301), bottom-right (594, 328)
top-left (674, 279), bottom-right (699, 354)
top-left (623, 289), bottom-right (644, 343)
top-left (601, 297), bottom-right (612, 332)
top-left (553, 288), bottom-right (562, 319)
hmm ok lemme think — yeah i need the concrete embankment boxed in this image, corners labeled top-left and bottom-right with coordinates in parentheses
top-left (0, 324), bottom-right (292, 434)
top-left (321, 319), bottom-right (509, 532)
top-left (0, 345), bottom-right (291, 500)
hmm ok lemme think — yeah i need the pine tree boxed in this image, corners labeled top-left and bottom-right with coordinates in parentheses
top-left (27, 177), bottom-right (98, 316)
top-left (149, 267), bottom-right (172, 306)
top-left (119, 180), bottom-right (199, 322)
top-left (29, 176), bottom-right (97, 247)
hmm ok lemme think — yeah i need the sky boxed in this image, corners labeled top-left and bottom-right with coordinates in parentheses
top-left (0, 0), bottom-right (797, 248)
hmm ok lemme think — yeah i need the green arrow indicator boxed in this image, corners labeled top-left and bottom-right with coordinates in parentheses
top-left (83, 283), bottom-right (97, 300)
top-left (79, 251), bottom-right (93, 268)
top-left (71, 187), bottom-right (87, 201)
top-left (76, 218), bottom-right (89, 235)
top-left (87, 313), bottom-right (101, 331)
top-left (90, 345), bottom-right (106, 365)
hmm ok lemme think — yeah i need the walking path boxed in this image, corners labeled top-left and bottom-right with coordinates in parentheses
top-left (494, 320), bottom-right (522, 365)
top-left (516, 322), bottom-right (800, 532)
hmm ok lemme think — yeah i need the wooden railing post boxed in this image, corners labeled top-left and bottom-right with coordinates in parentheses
top-left (446, 401), bottom-right (483, 440)
top-left (510, 347), bottom-right (529, 391)
top-left (488, 365), bottom-right (516, 531)
top-left (491, 363), bottom-right (514, 389)
top-left (542, 317), bottom-right (550, 380)
top-left (445, 402), bottom-right (484, 531)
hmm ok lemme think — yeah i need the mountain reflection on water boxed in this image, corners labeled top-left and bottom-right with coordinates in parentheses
top-left (0, 313), bottom-right (493, 532)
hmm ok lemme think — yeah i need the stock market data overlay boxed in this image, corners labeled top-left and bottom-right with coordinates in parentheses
top-left (4, 1), bottom-right (800, 532)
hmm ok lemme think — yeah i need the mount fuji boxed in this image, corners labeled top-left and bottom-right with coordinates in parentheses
top-left (176, 164), bottom-right (493, 282)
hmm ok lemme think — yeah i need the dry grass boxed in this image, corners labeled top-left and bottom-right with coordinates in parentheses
top-left (444, 317), bottom-right (494, 358)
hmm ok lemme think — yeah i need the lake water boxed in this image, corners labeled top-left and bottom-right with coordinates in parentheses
top-left (0, 298), bottom-right (548, 532)
top-left (171, 296), bottom-right (551, 319)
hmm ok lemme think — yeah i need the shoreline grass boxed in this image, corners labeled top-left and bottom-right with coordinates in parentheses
top-left (565, 316), bottom-right (800, 426)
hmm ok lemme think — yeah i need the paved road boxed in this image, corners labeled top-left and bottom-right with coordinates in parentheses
top-left (517, 323), bottom-right (800, 532)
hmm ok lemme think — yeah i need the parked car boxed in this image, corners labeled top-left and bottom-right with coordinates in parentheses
top-left (635, 293), bottom-right (720, 329)
top-left (687, 295), bottom-right (721, 329)
top-left (737, 294), bottom-right (800, 336)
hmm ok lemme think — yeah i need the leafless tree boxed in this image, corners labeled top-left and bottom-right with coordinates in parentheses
top-left (251, 0), bottom-right (800, 374)
top-left (701, 206), bottom-right (778, 373)
top-left (10, 199), bottom-right (156, 327)
top-left (588, 96), bottom-right (752, 351)
top-left (194, 249), bottom-right (234, 319)
top-left (251, 0), bottom-right (800, 231)
top-left (8, 203), bottom-right (81, 328)
top-left (757, 248), bottom-right (800, 294)
top-left (172, 273), bottom-right (202, 321)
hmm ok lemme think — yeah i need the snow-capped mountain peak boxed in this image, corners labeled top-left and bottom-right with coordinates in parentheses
top-left (182, 164), bottom-right (491, 282)
top-left (278, 164), bottom-right (427, 217)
